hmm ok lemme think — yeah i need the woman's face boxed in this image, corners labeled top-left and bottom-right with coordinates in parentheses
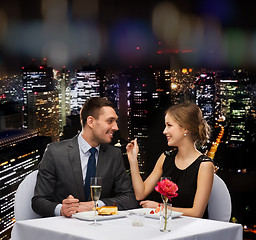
top-left (163, 113), bottom-right (187, 146)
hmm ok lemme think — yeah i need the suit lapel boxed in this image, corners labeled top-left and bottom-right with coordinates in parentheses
top-left (68, 136), bottom-right (85, 201)
top-left (96, 144), bottom-right (107, 177)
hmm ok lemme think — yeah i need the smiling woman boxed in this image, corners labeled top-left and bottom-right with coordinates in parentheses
top-left (164, 102), bottom-right (211, 146)
top-left (126, 102), bottom-right (214, 218)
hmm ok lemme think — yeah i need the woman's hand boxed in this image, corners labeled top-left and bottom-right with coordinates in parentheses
top-left (126, 138), bottom-right (139, 163)
top-left (139, 200), bottom-right (159, 209)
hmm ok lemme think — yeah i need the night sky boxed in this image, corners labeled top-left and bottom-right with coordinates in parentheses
top-left (1, 0), bottom-right (256, 73)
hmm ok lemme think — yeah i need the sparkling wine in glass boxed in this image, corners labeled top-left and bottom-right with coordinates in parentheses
top-left (90, 177), bottom-right (102, 225)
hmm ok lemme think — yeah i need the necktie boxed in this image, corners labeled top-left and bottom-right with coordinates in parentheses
top-left (84, 147), bottom-right (97, 201)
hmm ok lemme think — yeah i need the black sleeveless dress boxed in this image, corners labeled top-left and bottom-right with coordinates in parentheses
top-left (162, 150), bottom-right (214, 218)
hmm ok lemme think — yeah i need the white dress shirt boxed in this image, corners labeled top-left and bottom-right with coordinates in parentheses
top-left (54, 133), bottom-right (104, 216)
top-left (77, 133), bottom-right (100, 183)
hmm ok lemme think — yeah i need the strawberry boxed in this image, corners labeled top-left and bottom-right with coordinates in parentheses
top-left (155, 207), bottom-right (160, 213)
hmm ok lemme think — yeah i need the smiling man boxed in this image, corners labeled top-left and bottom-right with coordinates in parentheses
top-left (32, 97), bottom-right (138, 217)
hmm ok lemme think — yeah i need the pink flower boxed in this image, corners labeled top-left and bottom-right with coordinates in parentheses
top-left (155, 179), bottom-right (178, 201)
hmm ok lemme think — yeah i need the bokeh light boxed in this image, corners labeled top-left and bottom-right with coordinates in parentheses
top-left (5, 21), bottom-right (43, 56)
top-left (222, 28), bottom-right (249, 67)
top-left (197, 0), bottom-right (235, 25)
top-left (42, 40), bottom-right (69, 67)
top-left (0, 8), bottom-right (8, 44)
top-left (69, 22), bottom-right (101, 65)
top-left (1, 0), bottom-right (256, 70)
top-left (72, 0), bottom-right (99, 20)
top-left (151, 1), bottom-right (256, 68)
top-left (152, 2), bottom-right (180, 48)
top-left (110, 20), bottom-right (154, 64)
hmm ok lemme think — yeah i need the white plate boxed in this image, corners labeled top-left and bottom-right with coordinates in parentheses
top-left (73, 211), bottom-right (129, 221)
top-left (128, 208), bottom-right (183, 219)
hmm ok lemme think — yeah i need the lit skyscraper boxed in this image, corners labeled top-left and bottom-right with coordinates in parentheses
top-left (70, 66), bottom-right (103, 115)
top-left (194, 72), bottom-right (216, 125)
top-left (0, 130), bottom-right (50, 240)
top-left (213, 69), bottom-right (256, 171)
top-left (162, 68), bottom-right (196, 105)
top-left (125, 67), bottom-right (157, 176)
top-left (218, 75), bottom-right (251, 142)
top-left (22, 63), bottom-right (54, 128)
top-left (54, 67), bottom-right (71, 135)
top-left (102, 74), bottom-right (119, 109)
top-left (27, 91), bottom-right (60, 142)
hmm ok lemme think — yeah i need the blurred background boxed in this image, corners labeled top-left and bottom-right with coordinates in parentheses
top-left (1, 0), bottom-right (256, 72)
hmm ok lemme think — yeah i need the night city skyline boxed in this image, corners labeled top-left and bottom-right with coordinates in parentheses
top-left (1, 0), bottom-right (256, 239)
top-left (1, 61), bottom-right (256, 239)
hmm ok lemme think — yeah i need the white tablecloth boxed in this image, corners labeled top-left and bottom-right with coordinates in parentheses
top-left (11, 214), bottom-right (242, 240)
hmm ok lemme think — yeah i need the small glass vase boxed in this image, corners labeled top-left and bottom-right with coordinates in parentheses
top-left (160, 198), bottom-right (172, 232)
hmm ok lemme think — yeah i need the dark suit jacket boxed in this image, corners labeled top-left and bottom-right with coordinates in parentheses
top-left (32, 135), bottom-right (138, 217)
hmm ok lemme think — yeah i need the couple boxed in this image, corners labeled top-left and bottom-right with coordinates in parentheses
top-left (32, 97), bottom-right (214, 218)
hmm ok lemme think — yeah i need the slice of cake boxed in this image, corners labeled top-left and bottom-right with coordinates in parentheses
top-left (97, 206), bottom-right (118, 215)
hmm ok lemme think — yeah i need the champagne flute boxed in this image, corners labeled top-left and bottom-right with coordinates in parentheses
top-left (90, 177), bottom-right (102, 225)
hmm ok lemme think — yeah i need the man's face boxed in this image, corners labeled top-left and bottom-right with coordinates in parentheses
top-left (91, 106), bottom-right (119, 145)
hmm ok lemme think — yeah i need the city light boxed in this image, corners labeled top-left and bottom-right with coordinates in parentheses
top-left (1, 64), bottom-right (256, 239)
top-left (171, 83), bottom-right (178, 89)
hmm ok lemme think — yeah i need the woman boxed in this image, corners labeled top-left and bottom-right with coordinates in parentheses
top-left (126, 102), bottom-right (214, 218)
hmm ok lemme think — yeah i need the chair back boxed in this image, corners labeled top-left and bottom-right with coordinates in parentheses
top-left (14, 170), bottom-right (41, 221)
top-left (208, 174), bottom-right (232, 222)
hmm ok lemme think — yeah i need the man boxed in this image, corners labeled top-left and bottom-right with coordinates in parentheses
top-left (32, 97), bottom-right (138, 217)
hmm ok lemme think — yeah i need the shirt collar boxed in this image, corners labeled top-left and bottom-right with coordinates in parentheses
top-left (78, 133), bottom-right (100, 154)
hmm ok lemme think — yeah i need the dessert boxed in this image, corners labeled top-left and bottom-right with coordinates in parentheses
top-left (150, 205), bottom-right (163, 214)
top-left (97, 206), bottom-right (118, 215)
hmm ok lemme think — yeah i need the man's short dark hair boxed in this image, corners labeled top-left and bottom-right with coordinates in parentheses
top-left (80, 97), bottom-right (115, 127)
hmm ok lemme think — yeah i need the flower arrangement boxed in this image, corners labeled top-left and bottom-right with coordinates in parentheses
top-left (155, 178), bottom-right (178, 232)
top-left (155, 178), bottom-right (178, 201)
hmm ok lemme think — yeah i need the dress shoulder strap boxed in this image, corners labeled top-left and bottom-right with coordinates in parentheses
top-left (198, 154), bottom-right (215, 164)
top-left (164, 147), bottom-right (178, 157)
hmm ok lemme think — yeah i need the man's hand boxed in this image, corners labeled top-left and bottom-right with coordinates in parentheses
top-left (77, 201), bottom-right (95, 212)
top-left (60, 195), bottom-right (79, 218)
